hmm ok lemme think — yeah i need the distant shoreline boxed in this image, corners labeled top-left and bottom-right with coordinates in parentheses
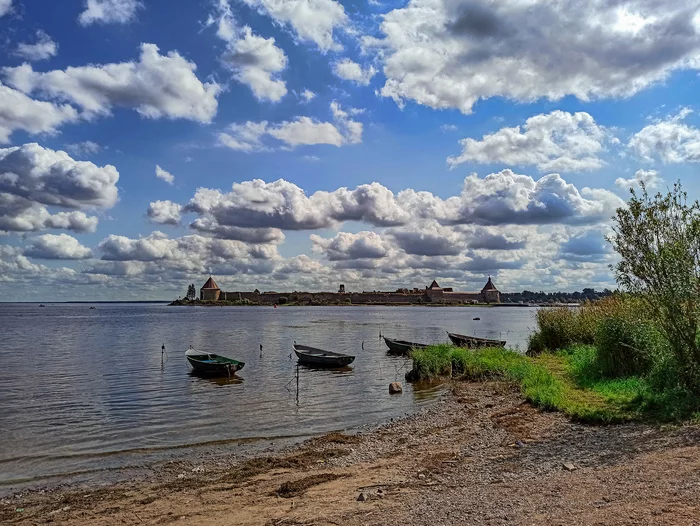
top-left (0, 301), bottom-right (172, 304)
top-left (168, 299), bottom-right (554, 308)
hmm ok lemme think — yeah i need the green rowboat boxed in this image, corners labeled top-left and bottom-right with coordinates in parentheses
top-left (185, 348), bottom-right (245, 376)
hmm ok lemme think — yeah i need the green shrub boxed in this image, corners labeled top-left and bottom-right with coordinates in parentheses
top-left (595, 316), bottom-right (666, 377)
top-left (278, 297), bottom-right (288, 305)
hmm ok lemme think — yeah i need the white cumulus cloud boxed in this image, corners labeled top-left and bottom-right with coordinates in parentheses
top-left (147, 200), bottom-right (182, 225)
top-left (452, 169), bottom-right (624, 226)
top-left (23, 233), bottom-right (93, 259)
top-left (64, 141), bottom-right (102, 157)
top-left (218, 121), bottom-right (270, 152)
top-left (155, 165), bottom-right (174, 184)
top-left (210, 3), bottom-right (288, 102)
top-left (332, 58), bottom-right (377, 86)
top-left (222, 27), bottom-right (288, 102)
top-left (268, 117), bottom-right (345, 147)
top-left (311, 231), bottom-right (392, 260)
top-left (0, 0), bottom-right (11, 17)
top-left (300, 89), bottom-right (316, 102)
top-left (615, 169), bottom-right (662, 190)
top-left (629, 111), bottom-right (700, 163)
top-left (0, 143), bottom-right (118, 233)
top-left (0, 143), bottom-right (119, 209)
top-left (4, 44), bottom-right (221, 123)
top-left (79, 0), bottom-right (142, 25)
top-left (447, 111), bottom-right (611, 172)
top-left (14, 30), bottom-right (58, 61)
top-left (371, 0), bottom-right (700, 113)
top-left (219, 102), bottom-right (363, 151)
top-left (241, 0), bottom-right (348, 52)
top-left (184, 179), bottom-right (409, 234)
top-left (0, 197), bottom-right (98, 233)
top-left (0, 82), bottom-right (79, 144)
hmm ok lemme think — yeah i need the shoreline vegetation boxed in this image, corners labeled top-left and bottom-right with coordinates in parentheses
top-left (407, 183), bottom-right (700, 425)
top-left (405, 296), bottom-right (700, 424)
top-left (406, 341), bottom-right (699, 424)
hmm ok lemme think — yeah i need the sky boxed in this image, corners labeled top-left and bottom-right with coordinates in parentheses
top-left (2, 0), bottom-right (700, 301)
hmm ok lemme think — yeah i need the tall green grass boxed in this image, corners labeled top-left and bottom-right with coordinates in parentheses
top-left (528, 295), bottom-right (676, 381)
top-left (527, 296), bottom-right (635, 354)
top-left (408, 344), bottom-right (699, 423)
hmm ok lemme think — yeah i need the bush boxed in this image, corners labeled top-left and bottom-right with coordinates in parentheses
top-left (278, 297), bottom-right (287, 305)
top-left (595, 316), bottom-right (666, 377)
top-left (609, 182), bottom-right (700, 392)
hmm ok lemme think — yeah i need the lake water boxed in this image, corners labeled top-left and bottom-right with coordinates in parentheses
top-left (0, 303), bottom-right (537, 491)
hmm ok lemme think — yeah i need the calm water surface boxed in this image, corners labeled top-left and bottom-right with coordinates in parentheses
top-left (0, 304), bottom-right (537, 489)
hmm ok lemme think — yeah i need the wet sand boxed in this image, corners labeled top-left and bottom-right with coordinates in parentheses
top-left (3, 381), bottom-right (700, 525)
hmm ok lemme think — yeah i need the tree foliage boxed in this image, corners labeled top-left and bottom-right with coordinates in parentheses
top-left (608, 182), bottom-right (700, 390)
top-left (186, 283), bottom-right (196, 301)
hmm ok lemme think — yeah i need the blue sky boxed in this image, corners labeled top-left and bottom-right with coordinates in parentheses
top-left (2, 0), bottom-right (700, 301)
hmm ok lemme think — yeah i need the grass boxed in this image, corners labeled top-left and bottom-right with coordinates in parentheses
top-left (408, 344), bottom-right (700, 423)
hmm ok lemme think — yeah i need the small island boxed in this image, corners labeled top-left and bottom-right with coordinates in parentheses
top-left (170, 277), bottom-right (615, 307)
top-left (171, 277), bottom-right (502, 306)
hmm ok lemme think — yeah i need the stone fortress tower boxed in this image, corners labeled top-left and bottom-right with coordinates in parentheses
top-left (481, 277), bottom-right (500, 303)
top-left (200, 276), bottom-right (221, 300)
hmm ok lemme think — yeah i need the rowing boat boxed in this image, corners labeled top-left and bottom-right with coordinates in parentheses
top-left (447, 332), bottom-right (506, 349)
top-left (383, 337), bottom-right (429, 355)
top-left (293, 344), bottom-right (355, 367)
top-left (185, 347), bottom-right (245, 376)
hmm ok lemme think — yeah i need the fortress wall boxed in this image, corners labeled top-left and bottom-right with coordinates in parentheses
top-left (220, 291), bottom-right (488, 304)
top-left (443, 292), bottom-right (483, 303)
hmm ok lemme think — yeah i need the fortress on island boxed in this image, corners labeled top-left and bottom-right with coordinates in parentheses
top-left (199, 277), bottom-right (500, 305)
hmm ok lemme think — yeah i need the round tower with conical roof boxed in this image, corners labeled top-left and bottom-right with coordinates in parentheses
top-left (481, 276), bottom-right (500, 303)
top-left (200, 276), bottom-right (221, 301)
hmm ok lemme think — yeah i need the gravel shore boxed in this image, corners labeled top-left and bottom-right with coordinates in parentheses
top-left (2, 381), bottom-right (699, 525)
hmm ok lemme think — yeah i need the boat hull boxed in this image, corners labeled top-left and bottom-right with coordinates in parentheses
top-left (293, 345), bottom-right (355, 367)
top-left (447, 332), bottom-right (506, 349)
top-left (186, 352), bottom-right (245, 376)
top-left (383, 337), bottom-right (429, 355)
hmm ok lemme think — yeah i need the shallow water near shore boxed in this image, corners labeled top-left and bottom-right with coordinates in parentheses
top-left (0, 303), bottom-right (536, 492)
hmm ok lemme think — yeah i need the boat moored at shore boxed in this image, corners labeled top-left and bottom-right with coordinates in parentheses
top-left (383, 337), bottom-right (429, 355)
top-left (447, 332), bottom-right (506, 349)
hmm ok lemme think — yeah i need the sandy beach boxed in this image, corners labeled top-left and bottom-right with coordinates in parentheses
top-left (3, 380), bottom-right (700, 525)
